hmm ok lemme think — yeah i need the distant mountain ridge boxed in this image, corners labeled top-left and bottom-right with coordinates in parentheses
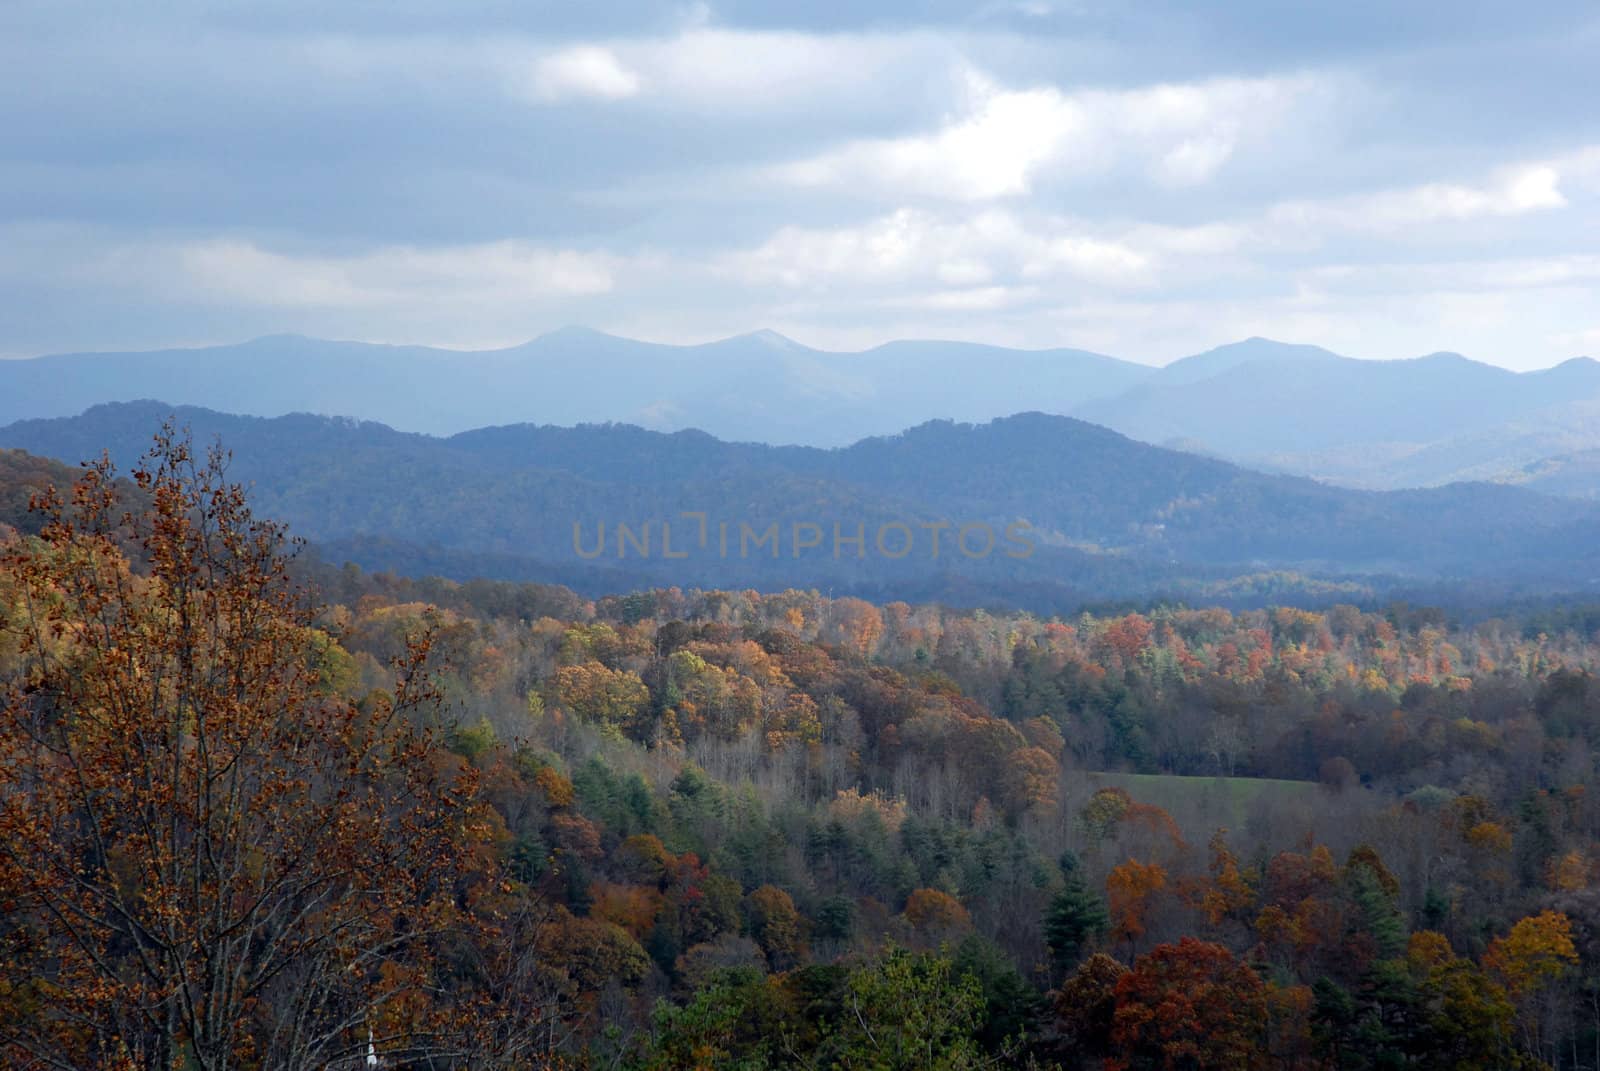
top-left (3, 401), bottom-right (1599, 613)
top-left (5, 330), bottom-right (1600, 496)
top-left (1075, 347), bottom-right (1600, 457)
top-left (0, 329), bottom-right (1149, 447)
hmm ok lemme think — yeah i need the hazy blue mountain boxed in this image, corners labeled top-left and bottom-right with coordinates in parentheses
top-left (0, 329), bottom-right (1151, 446)
top-left (1143, 337), bottom-right (1343, 387)
top-left (1075, 348), bottom-right (1600, 462)
top-left (1517, 445), bottom-right (1600, 500)
top-left (11, 330), bottom-right (1600, 500)
top-left (1254, 391), bottom-right (1600, 490)
top-left (5, 402), bottom-right (1599, 613)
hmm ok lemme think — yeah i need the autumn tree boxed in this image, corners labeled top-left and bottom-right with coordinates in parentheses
top-left (903, 888), bottom-right (974, 946)
top-left (554, 659), bottom-right (651, 739)
top-left (1485, 910), bottom-right (1579, 1062)
top-left (0, 434), bottom-right (507, 1070)
top-left (1194, 830), bottom-right (1255, 932)
top-left (745, 884), bottom-right (805, 969)
top-left (1109, 937), bottom-right (1268, 1071)
top-left (1107, 860), bottom-right (1168, 958)
top-left (1053, 953), bottom-right (1126, 1065)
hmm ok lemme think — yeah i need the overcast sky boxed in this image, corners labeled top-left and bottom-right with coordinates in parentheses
top-left (2, 1), bottom-right (1597, 367)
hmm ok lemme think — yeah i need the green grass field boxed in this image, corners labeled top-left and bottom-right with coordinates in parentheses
top-left (1083, 771), bottom-right (1322, 833)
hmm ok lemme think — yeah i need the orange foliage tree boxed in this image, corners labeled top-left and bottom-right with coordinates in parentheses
top-left (1107, 860), bottom-right (1168, 957)
top-left (0, 435), bottom-right (514, 1069)
top-left (1485, 910), bottom-right (1578, 999)
top-left (902, 887), bottom-right (973, 945)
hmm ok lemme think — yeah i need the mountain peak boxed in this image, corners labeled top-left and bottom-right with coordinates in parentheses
top-left (531, 325), bottom-right (617, 345)
top-left (242, 333), bottom-right (314, 346)
top-left (1205, 337), bottom-right (1340, 360)
top-left (727, 328), bottom-right (807, 351)
top-left (1541, 355), bottom-right (1600, 375)
top-left (1153, 337), bottom-right (1343, 387)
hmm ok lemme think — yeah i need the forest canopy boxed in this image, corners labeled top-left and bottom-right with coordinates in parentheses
top-left (4, 434), bottom-right (1600, 1069)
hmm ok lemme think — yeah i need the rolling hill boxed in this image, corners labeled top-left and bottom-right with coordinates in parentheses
top-left (4, 402), bottom-right (1599, 612)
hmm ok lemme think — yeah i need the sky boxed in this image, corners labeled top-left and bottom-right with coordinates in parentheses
top-left (1, 1), bottom-right (1598, 368)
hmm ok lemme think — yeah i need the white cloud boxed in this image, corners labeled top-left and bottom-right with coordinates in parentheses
top-left (888, 285), bottom-right (1043, 312)
top-left (139, 239), bottom-right (620, 308)
top-left (769, 70), bottom-right (1315, 200)
top-left (599, 27), bottom-right (970, 123)
top-left (1271, 163), bottom-right (1569, 231)
top-left (1553, 145), bottom-right (1600, 190)
top-left (1552, 326), bottom-right (1600, 350)
top-left (722, 207), bottom-right (1152, 291)
top-left (1302, 255), bottom-right (1600, 296)
top-left (295, 26), bottom-right (952, 120)
top-left (524, 45), bottom-right (640, 101)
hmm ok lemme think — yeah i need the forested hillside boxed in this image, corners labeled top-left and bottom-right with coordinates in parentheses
top-left (6, 404), bottom-right (1600, 616)
top-left (5, 437), bottom-right (1600, 1067)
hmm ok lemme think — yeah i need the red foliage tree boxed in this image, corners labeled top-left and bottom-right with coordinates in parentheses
top-left (1109, 937), bottom-right (1268, 1070)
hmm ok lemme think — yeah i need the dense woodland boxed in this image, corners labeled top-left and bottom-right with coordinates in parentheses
top-left (7, 437), bottom-right (1600, 1068)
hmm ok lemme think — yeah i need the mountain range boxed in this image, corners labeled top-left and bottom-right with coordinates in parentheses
top-left (4, 330), bottom-right (1598, 496)
top-left (4, 401), bottom-right (1599, 614)
top-left (0, 329), bottom-right (1145, 448)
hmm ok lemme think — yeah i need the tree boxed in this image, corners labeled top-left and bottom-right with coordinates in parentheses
top-left (1109, 937), bottom-right (1268, 1071)
top-left (1485, 910), bottom-right (1579, 1000)
top-left (951, 934), bottom-right (1042, 1055)
top-left (746, 885), bottom-right (805, 969)
top-left (1044, 855), bottom-right (1110, 970)
top-left (1054, 953), bottom-right (1127, 1066)
top-left (1197, 831), bottom-right (1255, 930)
top-left (1000, 745), bottom-right (1060, 815)
top-left (1347, 863), bottom-right (1407, 961)
top-left (903, 888), bottom-right (974, 945)
top-left (1107, 860), bottom-right (1168, 957)
top-left (1417, 956), bottom-right (1530, 1071)
top-left (554, 660), bottom-right (651, 738)
top-left (0, 435), bottom-right (504, 1070)
top-left (1484, 910), bottom-right (1579, 1062)
top-left (638, 966), bottom-right (792, 1071)
top-left (828, 946), bottom-right (988, 1070)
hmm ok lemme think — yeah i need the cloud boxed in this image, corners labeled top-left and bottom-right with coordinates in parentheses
top-left (622, 28), bottom-right (932, 107)
top-left (1302, 255), bottom-right (1600, 296)
top-left (296, 26), bottom-right (949, 120)
top-left (1271, 163), bottom-right (1569, 231)
top-left (768, 70), bottom-right (1316, 200)
top-left (722, 207), bottom-right (1152, 291)
top-left (2, 6), bottom-right (1598, 370)
top-left (120, 239), bottom-right (622, 309)
top-left (1552, 326), bottom-right (1600, 351)
top-left (524, 46), bottom-right (641, 101)
top-left (1555, 145), bottom-right (1600, 190)
top-left (887, 285), bottom-right (1044, 312)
